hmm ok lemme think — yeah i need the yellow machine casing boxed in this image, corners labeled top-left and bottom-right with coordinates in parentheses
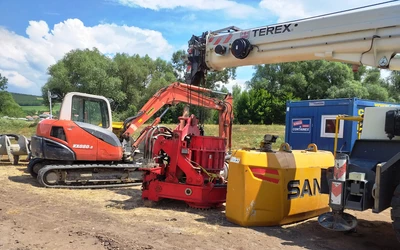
top-left (226, 147), bottom-right (333, 226)
top-left (111, 122), bottom-right (124, 137)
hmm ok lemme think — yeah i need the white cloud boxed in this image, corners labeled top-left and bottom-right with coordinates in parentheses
top-left (0, 70), bottom-right (34, 88)
top-left (0, 19), bottom-right (173, 94)
top-left (259, 0), bottom-right (306, 22)
top-left (117, 0), bottom-right (258, 18)
top-left (182, 14), bottom-right (197, 22)
top-left (381, 69), bottom-right (392, 80)
top-left (117, 0), bottom-right (397, 22)
top-left (259, 0), bottom-right (398, 22)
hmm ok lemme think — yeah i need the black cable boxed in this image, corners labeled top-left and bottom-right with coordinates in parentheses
top-left (360, 35), bottom-right (381, 65)
top-left (122, 111), bottom-right (144, 131)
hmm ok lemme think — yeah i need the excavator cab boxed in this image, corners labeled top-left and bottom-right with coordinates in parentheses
top-left (28, 91), bottom-right (143, 188)
top-left (30, 91), bottom-right (123, 166)
top-left (58, 92), bottom-right (113, 131)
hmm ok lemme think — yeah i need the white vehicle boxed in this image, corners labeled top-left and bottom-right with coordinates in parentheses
top-left (186, 2), bottom-right (400, 241)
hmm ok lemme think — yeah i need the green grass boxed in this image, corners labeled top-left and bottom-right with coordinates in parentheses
top-left (233, 124), bottom-right (285, 150)
top-left (131, 123), bottom-right (285, 150)
top-left (201, 124), bottom-right (285, 150)
top-left (0, 118), bottom-right (37, 137)
top-left (21, 103), bottom-right (61, 114)
top-left (10, 92), bottom-right (44, 106)
top-left (21, 106), bottom-right (48, 111)
top-left (0, 117), bottom-right (286, 150)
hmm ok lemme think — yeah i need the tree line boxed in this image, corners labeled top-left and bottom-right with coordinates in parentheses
top-left (233, 61), bottom-right (400, 124)
top-left (41, 48), bottom-right (235, 123)
top-left (0, 74), bottom-right (25, 117)
top-left (2, 47), bottom-right (400, 124)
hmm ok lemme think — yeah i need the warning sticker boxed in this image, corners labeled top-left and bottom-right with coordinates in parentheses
top-left (330, 181), bottom-right (343, 205)
top-left (291, 118), bottom-right (311, 133)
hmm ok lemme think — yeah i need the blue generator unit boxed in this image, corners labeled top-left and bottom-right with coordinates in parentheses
top-left (285, 98), bottom-right (400, 154)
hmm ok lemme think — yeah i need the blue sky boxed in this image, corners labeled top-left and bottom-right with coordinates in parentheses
top-left (0, 0), bottom-right (392, 95)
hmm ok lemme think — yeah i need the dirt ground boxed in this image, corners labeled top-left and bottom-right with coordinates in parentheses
top-left (0, 161), bottom-right (399, 250)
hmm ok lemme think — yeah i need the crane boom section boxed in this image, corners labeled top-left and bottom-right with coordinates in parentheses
top-left (188, 4), bottom-right (400, 80)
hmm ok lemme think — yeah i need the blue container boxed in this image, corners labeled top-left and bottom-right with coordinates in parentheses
top-left (285, 98), bottom-right (400, 153)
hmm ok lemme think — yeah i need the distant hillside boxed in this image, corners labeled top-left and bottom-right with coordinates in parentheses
top-left (10, 92), bottom-right (44, 106)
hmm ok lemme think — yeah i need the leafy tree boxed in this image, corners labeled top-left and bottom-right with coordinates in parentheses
top-left (170, 50), bottom-right (237, 89)
top-left (304, 61), bottom-right (353, 99)
top-left (358, 68), bottom-right (390, 101)
top-left (46, 48), bottom-right (399, 125)
top-left (234, 88), bottom-right (295, 125)
top-left (136, 58), bottom-right (179, 122)
top-left (249, 61), bottom-right (354, 100)
top-left (171, 50), bottom-right (187, 82)
top-left (112, 53), bottom-right (171, 119)
top-left (168, 50), bottom-right (237, 124)
top-left (347, 64), bottom-right (366, 81)
top-left (249, 63), bottom-right (300, 93)
top-left (248, 88), bottom-right (272, 124)
top-left (326, 80), bottom-right (369, 99)
top-left (206, 68), bottom-right (237, 90)
top-left (232, 84), bottom-right (242, 97)
top-left (219, 85), bottom-right (229, 94)
top-left (0, 92), bottom-right (25, 117)
top-left (235, 91), bottom-right (251, 124)
top-left (229, 84), bottom-right (242, 124)
top-left (43, 48), bottom-right (125, 106)
top-left (0, 75), bottom-right (25, 117)
top-left (388, 70), bottom-right (400, 101)
top-left (362, 68), bottom-right (386, 86)
top-left (0, 73), bottom-right (7, 91)
top-left (247, 61), bottom-right (355, 124)
top-left (113, 53), bottom-right (149, 115)
top-left (390, 70), bottom-right (400, 90)
top-left (366, 84), bottom-right (389, 101)
top-left (269, 91), bottom-right (298, 124)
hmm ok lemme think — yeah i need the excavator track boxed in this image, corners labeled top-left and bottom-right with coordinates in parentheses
top-left (37, 163), bottom-right (143, 189)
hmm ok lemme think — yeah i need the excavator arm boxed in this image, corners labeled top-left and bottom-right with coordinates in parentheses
top-left (187, 3), bottom-right (400, 85)
top-left (122, 82), bottom-right (233, 150)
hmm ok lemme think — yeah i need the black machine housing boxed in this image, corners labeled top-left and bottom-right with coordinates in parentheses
top-left (321, 109), bottom-right (400, 213)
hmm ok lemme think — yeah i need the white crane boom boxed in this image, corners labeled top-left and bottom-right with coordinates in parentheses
top-left (187, 3), bottom-right (400, 85)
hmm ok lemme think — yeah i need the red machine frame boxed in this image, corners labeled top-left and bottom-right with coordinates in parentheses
top-left (122, 82), bottom-right (233, 208)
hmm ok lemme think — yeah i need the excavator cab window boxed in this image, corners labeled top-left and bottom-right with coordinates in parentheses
top-left (71, 96), bottom-right (110, 129)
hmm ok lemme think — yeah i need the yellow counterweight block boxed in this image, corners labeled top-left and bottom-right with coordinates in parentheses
top-left (226, 148), bottom-right (334, 226)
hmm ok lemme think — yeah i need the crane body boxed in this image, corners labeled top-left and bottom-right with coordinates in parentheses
top-left (185, 2), bottom-right (400, 241)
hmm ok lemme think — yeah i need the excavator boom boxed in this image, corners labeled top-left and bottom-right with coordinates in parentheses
top-left (122, 82), bottom-right (233, 151)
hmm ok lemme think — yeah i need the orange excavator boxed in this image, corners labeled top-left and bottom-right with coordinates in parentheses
top-left (29, 82), bottom-right (233, 202)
